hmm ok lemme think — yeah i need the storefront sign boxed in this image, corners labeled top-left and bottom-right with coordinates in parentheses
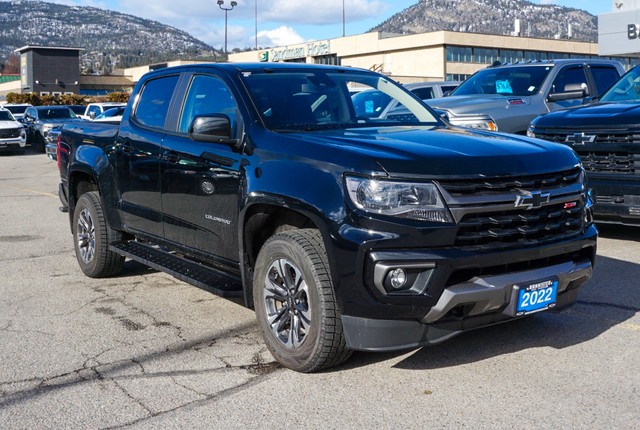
top-left (263, 40), bottom-right (332, 62)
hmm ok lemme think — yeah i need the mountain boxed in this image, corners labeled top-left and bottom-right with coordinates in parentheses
top-left (0, 0), bottom-right (220, 72)
top-left (370, 0), bottom-right (597, 42)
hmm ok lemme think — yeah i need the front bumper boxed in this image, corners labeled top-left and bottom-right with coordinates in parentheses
top-left (342, 257), bottom-right (591, 351)
top-left (0, 138), bottom-right (26, 151)
top-left (44, 130), bottom-right (60, 160)
top-left (589, 175), bottom-right (640, 226)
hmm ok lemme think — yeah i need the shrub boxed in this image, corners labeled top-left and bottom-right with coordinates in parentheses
top-left (107, 92), bottom-right (130, 103)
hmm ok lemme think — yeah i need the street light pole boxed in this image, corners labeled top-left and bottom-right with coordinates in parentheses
top-left (217, 0), bottom-right (237, 55)
top-left (342, 0), bottom-right (345, 37)
top-left (255, 0), bottom-right (258, 50)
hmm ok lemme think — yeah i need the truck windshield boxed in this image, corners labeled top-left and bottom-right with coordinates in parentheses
top-left (452, 65), bottom-right (553, 97)
top-left (0, 110), bottom-right (15, 121)
top-left (598, 66), bottom-right (640, 103)
top-left (39, 108), bottom-right (76, 120)
top-left (4, 106), bottom-right (28, 115)
top-left (239, 69), bottom-right (442, 131)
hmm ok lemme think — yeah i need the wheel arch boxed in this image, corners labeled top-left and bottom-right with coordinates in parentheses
top-left (238, 194), bottom-right (335, 308)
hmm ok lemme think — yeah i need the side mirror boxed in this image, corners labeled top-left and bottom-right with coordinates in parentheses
top-left (443, 90), bottom-right (452, 97)
top-left (582, 96), bottom-right (598, 104)
top-left (89, 111), bottom-right (97, 119)
top-left (189, 114), bottom-right (239, 148)
top-left (547, 89), bottom-right (586, 103)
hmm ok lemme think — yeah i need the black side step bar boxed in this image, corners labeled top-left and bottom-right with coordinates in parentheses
top-left (109, 241), bottom-right (243, 298)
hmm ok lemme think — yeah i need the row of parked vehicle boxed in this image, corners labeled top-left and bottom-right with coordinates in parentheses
top-left (0, 102), bottom-right (126, 156)
top-left (352, 58), bottom-right (638, 226)
top-left (4, 58), bottom-right (639, 228)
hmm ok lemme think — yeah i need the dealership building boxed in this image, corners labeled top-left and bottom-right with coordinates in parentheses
top-left (229, 27), bottom-right (640, 84)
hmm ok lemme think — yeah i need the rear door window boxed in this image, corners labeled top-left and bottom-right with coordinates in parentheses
top-left (134, 75), bottom-right (180, 129)
top-left (411, 87), bottom-right (435, 100)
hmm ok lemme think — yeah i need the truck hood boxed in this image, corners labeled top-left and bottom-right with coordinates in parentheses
top-left (426, 94), bottom-right (529, 116)
top-left (534, 102), bottom-right (640, 129)
top-left (41, 118), bottom-right (84, 125)
top-left (0, 120), bottom-right (22, 129)
top-left (288, 126), bottom-right (579, 179)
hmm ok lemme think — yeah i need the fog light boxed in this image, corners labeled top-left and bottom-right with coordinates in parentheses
top-left (389, 268), bottom-right (407, 289)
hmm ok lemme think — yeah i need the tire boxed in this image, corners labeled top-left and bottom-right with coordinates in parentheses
top-left (73, 191), bottom-right (124, 278)
top-left (253, 229), bottom-right (352, 372)
top-left (34, 132), bottom-right (45, 153)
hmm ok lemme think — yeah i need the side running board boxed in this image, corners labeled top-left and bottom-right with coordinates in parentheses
top-left (109, 241), bottom-right (243, 298)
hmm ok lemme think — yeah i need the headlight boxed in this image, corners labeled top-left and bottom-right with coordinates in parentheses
top-left (526, 128), bottom-right (535, 138)
top-left (42, 123), bottom-right (54, 132)
top-left (345, 176), bottom-right (453, 223)
top-left (19, 128), bottom-right (26, 138)
top-left (450, 117), bottom-right (498, 131)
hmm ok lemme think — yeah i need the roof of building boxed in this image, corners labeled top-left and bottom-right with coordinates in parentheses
top-left (14, 45), bottom-right (85, 54)
top-left (0, 75), bottom-right (20, 84)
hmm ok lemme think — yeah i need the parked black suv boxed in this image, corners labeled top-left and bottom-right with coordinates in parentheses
top-left (530, 65), bottom-right (640, 225)
top-left (58, 63), bottom-right (596, 372)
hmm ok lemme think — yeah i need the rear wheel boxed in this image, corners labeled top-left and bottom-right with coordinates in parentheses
top-left (73, 191), bottom-right (124, 278)
top-left (253, 229), bottom-right (351, 372)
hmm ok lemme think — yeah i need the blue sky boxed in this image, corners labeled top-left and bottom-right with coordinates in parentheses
top-left (18, 0), bottom-right (612, 50)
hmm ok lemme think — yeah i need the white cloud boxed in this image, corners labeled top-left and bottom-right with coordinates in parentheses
top-left (256, 26), bottom-right (306, 47)
top-left (540, 0), bottom-right (556, 4)
top-left (27, 0), bottom-right (391, 49)
top-left (260, 0), bottom-right (388, 25)
top-left (115, 0), bottom-right (388, 25)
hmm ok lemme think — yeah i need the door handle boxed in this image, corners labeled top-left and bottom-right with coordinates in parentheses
top-left (116, 141), bottom-right (133, 152)
top-left (162, 151), bottom-right (180, 163)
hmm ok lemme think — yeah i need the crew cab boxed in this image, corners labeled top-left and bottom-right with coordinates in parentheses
top-left (58, 63), bottom-right (596, 372)
top-left (427, 59), bottom-right (624, 134)
top-left (23, 106), bottom-right (83, 152)
top-left (530, 65), bottom-right (640, 226)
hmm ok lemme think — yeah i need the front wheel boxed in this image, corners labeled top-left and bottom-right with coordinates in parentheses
top-left (253, 229), bottom-right (352, 372)
top-left (73, 191), bottom-right (124, 278)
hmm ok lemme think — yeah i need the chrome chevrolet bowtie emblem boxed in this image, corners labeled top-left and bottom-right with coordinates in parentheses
top-left (565, 133), bottom-right (596, 145)
top-left (515, 191), bottom-right (551, 210)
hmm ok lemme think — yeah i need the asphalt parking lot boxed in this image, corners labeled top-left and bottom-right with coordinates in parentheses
top-left (0, 148), bottom-right (638, 429)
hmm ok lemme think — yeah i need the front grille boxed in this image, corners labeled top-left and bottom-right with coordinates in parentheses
top-left (534, 130), bottom-right (640, 145)
top-left (455, 201), bottom-right (584, 251)
top-left (0, 128), bottom-right (21, 139)
top-left (578, 152), bottom-right (640, 174)
top-left (438, 168), bottom-right (581, 196)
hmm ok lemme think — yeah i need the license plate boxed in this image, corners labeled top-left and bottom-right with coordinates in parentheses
top-left (516, 279), bottom-right (557, 315)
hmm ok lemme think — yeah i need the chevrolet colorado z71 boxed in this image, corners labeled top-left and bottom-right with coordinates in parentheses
top-left (58, 63), bottom-right (596, 372)
top-left (530, 65), bottom-right (640, 226)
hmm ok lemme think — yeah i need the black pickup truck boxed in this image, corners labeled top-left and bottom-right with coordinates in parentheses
top-left (58, 63), bottom-right (596, 372)
top-left (530, 65), bottom-right (640, 226)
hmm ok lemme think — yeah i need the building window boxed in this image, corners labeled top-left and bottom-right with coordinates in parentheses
top-left (315, 54), bottom-right (340, 65)
top-left (500, 50), bottom-right (523, 64)
top-left (524, 51), bottom-right (547, 62)
top-left (446, 74), bottom-right (471, 81)
top-left (40, 92), bottom-right (50, 96)
top-left (446, 46), bottom-right (472, 63)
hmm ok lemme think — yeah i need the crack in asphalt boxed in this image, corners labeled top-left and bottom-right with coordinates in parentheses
top-left (576, 300), bottom-right (640, 313)
top-left (102, 365), bottom-right (283, 430)
top-left (3, 250), bottom-right (72, 262)
top-left (0, 320), bottom-right (272, 410)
